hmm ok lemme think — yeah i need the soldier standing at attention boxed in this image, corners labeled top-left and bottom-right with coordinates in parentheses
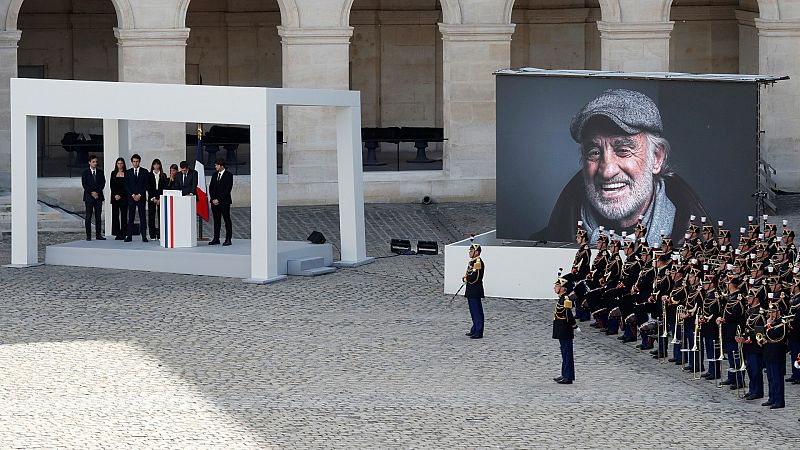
top-left (553, 270), bottom-right (578, 384)
top-left (463, 243), bottom-right (485, 339)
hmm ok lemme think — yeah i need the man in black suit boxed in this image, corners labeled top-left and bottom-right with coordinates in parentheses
top-left (81, 155), bottom-right (106, 241)
top-left (177, 160), bottom-right (198, 197)
top-left (124, 153), bottom-right (149, 242)
top-left (208, 159), bottom-right (234, 246)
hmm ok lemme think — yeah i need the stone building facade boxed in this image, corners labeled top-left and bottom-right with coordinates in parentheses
top-left (0, 0), bottom-right (798, 207)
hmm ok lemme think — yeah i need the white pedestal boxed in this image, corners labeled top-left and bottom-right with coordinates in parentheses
top-left (159, 191), bottom-right (197, 248)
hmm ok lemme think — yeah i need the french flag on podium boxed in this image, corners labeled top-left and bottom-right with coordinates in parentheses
top-left (195, 125), bottom-right (210, 222)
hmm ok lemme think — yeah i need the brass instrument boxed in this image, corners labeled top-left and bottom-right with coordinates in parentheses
top-left (681, 311), bottom-right (702, 379)
top-left (728, 325), bottom-right (748, 398)
top-left (671, 305), bottom-right (685, 345)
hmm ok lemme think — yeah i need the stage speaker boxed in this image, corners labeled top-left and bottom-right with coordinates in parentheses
top-left (307, 231), bottom-right (326, 244)
top-left (390, 239), bottom-right (412, 254)
top-left (417, 240), bottom-right (438, 255)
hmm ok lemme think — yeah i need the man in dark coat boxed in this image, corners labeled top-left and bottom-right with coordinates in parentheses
top-left (81, 155), bottom-right (106, 241)
top-left (531, 89), bottom-right (711, 247)
top-left (124, 153), bottom-right (149, 242)
top-left (208, 159), bottom-right (234, 246)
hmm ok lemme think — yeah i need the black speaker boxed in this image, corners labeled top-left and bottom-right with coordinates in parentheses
top-left (307, 231), bottom-right (326, 244)
top-left (417, 240), bottom-right (438, 255)
top-left (390, 239), bottom-right (412, 254)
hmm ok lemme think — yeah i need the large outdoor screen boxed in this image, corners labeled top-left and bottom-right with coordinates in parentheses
top-left (496, 73), bottom-right (758, 245)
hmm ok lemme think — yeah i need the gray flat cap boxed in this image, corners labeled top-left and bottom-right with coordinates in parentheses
top-left (569, 89), bottom-right (663, 142)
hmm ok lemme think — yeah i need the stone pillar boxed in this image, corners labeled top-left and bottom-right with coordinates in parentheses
top-left (0, 30), bottom-right (21, 189)
top-left (597, 0), bottom-right (674, 72)
top-left (756, 17), bottom-right (800, 190)
top-left (278, 26), bottom-right (352, 188)
top-left (438, 24), bottom-right (514, 181)
top-left (115, 28), bottom-right (190, 166)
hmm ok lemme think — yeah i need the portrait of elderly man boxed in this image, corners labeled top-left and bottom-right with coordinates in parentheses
top-left (531, 89), bottom-right (710, 246)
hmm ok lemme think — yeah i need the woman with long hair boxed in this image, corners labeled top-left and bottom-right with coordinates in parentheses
top-left (147, 158), bottom-right (167, 239)
top-left (110, 157), bottom-right (128, 240)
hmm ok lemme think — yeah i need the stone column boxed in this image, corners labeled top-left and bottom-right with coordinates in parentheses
top-left (278, 26), bottom-right (352, 187)
top-left (756, 18), bottom-right (800, 190)
top-left (0, 30), bottom-right (21, 189)
top-left (597, 0), bottom-right (674, 72)
top-left (438, 24), bottom-right (514, 181)
top-left (115, 28), bottom-right (190, 166)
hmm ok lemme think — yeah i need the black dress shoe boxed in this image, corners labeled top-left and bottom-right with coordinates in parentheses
top-left (720, 380), bottom-right (733, 386)
top-left (605, 330), bottom-right (618, 335)
top-left (86, 237), bottom-right (91, 241)
top-left (770, 404), bottom-right (785, 409)
top-left (222, 240), bottom-right (232, 246)
top-left (96, 235), bottom-right (106, 240)
top-left (465, 332), bottom-right (474, 336)
top-left (641, 345), bottom-right (654, 350)
top-left (730, 384), bottom-right (744, 390)
top-left (674, 361), bottom-right (682, 366)
top-left (469, 335), bottom-right (483, 339)
top-left (761, 401), bottom-right (774, 407)
top-left (617, 335), bottom-right (626, 340)
top-left (553, 376), bottom-right (564, 382)
top-left (124, 236), bottom-right (132, 242)
top-left (208, 240), bottom-right (220, 245)
top-left (668, 358), bottom-right (678, 362)
top-left (786, 377), bottom-right (798, 383)
top-left (115, 235), bottom-right (125, 240)
top-left (622, 337), bottom-right (637, 343)
top-left (649, 350), bottom-right (659, 355)
top-left (142, 237), bottom-right (149, 243)
top-left (556, 379), bottom-right (573, 384)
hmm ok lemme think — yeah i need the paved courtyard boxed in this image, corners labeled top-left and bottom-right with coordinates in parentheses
top-left (0, 201), bottom-right (798, 449)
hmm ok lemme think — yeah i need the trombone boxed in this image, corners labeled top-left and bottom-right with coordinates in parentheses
top-left (728, 325), bottom-right (748, 398)
top-left (681, 310), bottom-right (702, 379)
top-left (672, 305), bottom-right (686, 366)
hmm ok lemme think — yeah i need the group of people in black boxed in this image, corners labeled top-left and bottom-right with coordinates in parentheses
top-left (553, 214), bottom-right (800, 413)
top-left (81, 154), bottom-right (234, 245)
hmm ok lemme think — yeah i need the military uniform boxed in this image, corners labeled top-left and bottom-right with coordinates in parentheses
top-left (762, 306), bottom-right (788, 409)
top-left (742, 299), bottom-right (765, 400)
top-left (463, 243), bottom-right (485, 339)
top-left (553, 274), bottom-right (578, 384)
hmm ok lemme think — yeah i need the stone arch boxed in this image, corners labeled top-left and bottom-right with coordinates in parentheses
top-left (439, 0), bottom-right (462, 24)
top-left (5, 0), bottom-right (135, 30)
top-left (178, 0), bottom-right (298, 28)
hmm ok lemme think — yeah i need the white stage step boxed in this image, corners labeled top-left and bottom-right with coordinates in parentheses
top-left (45, 239), bottom-right (334, 279)
top-left (287, 257), bottom-right (336, 276)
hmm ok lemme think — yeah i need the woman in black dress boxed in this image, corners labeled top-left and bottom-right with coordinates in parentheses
top-left (110, 157), bottom-right (128, 240)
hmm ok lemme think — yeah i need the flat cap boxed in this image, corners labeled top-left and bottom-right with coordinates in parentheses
top-left (570, 89), bottom-right (663, 142)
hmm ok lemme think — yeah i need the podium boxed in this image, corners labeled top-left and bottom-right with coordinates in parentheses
top-left (159, 190), bottom-right (197, 248)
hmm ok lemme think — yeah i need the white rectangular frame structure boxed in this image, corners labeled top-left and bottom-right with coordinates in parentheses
top-left (9, 78), bottom-right (371, 283)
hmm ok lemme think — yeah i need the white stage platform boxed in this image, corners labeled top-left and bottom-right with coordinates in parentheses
top-left (45, 239), bottom-right (333, 279)
top-left (444, 230), bottom-right (576, 300)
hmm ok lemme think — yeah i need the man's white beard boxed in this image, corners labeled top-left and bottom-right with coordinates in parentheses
top-left (584, 154), bottom-right (655, 222)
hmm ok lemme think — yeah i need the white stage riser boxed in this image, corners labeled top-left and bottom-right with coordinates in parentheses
top-left (45, 240), bottom-right (333, 279)
top-left (444, 230), bottom-right (575, 300)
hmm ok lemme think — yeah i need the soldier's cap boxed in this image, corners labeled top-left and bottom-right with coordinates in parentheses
top-left (569, 89), bottom-right (663, 142)
top-left (597, 234), bottom-right (609, 243)
top-left (469, 243), bottom-right (481, 253)
top-left (765, 223), bottom-right (777, 231)
top-left (576, 228), bottom-right (588, 238)
top-left (688, 266), bottom-right (702, 276)
top-left (555, 267), bottom-right (568, 287)
top-left (748, 223), bottom-right (760, 232)
top-left (702, 225), bottom-right (714, 233)
top-left (688, 224), bottom-right (700, 233)
top-left (718, 229), bottom-right (730, 238)
top-left (785, 229), bottom-right (796, 238)
top-left (661, 237), bottom-right (673, 247)
top-left (657, 253), bottom-right (671, 263)
top-left (609, 239), bottom-right (621, 248)
top-left (624, 240), bottom-right (636, 250)
top-left (703, 274), bottom-right (716, 284)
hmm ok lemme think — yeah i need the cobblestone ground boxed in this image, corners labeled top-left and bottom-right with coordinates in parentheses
top-left (0, 200), bottom-right (798, 449)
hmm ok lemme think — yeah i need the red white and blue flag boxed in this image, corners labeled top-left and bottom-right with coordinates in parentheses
top-left (195, 127), bottom-right (210, 222)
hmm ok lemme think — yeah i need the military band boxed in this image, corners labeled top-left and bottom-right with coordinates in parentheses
top-left (555, 214), bottom-right (800, 409)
